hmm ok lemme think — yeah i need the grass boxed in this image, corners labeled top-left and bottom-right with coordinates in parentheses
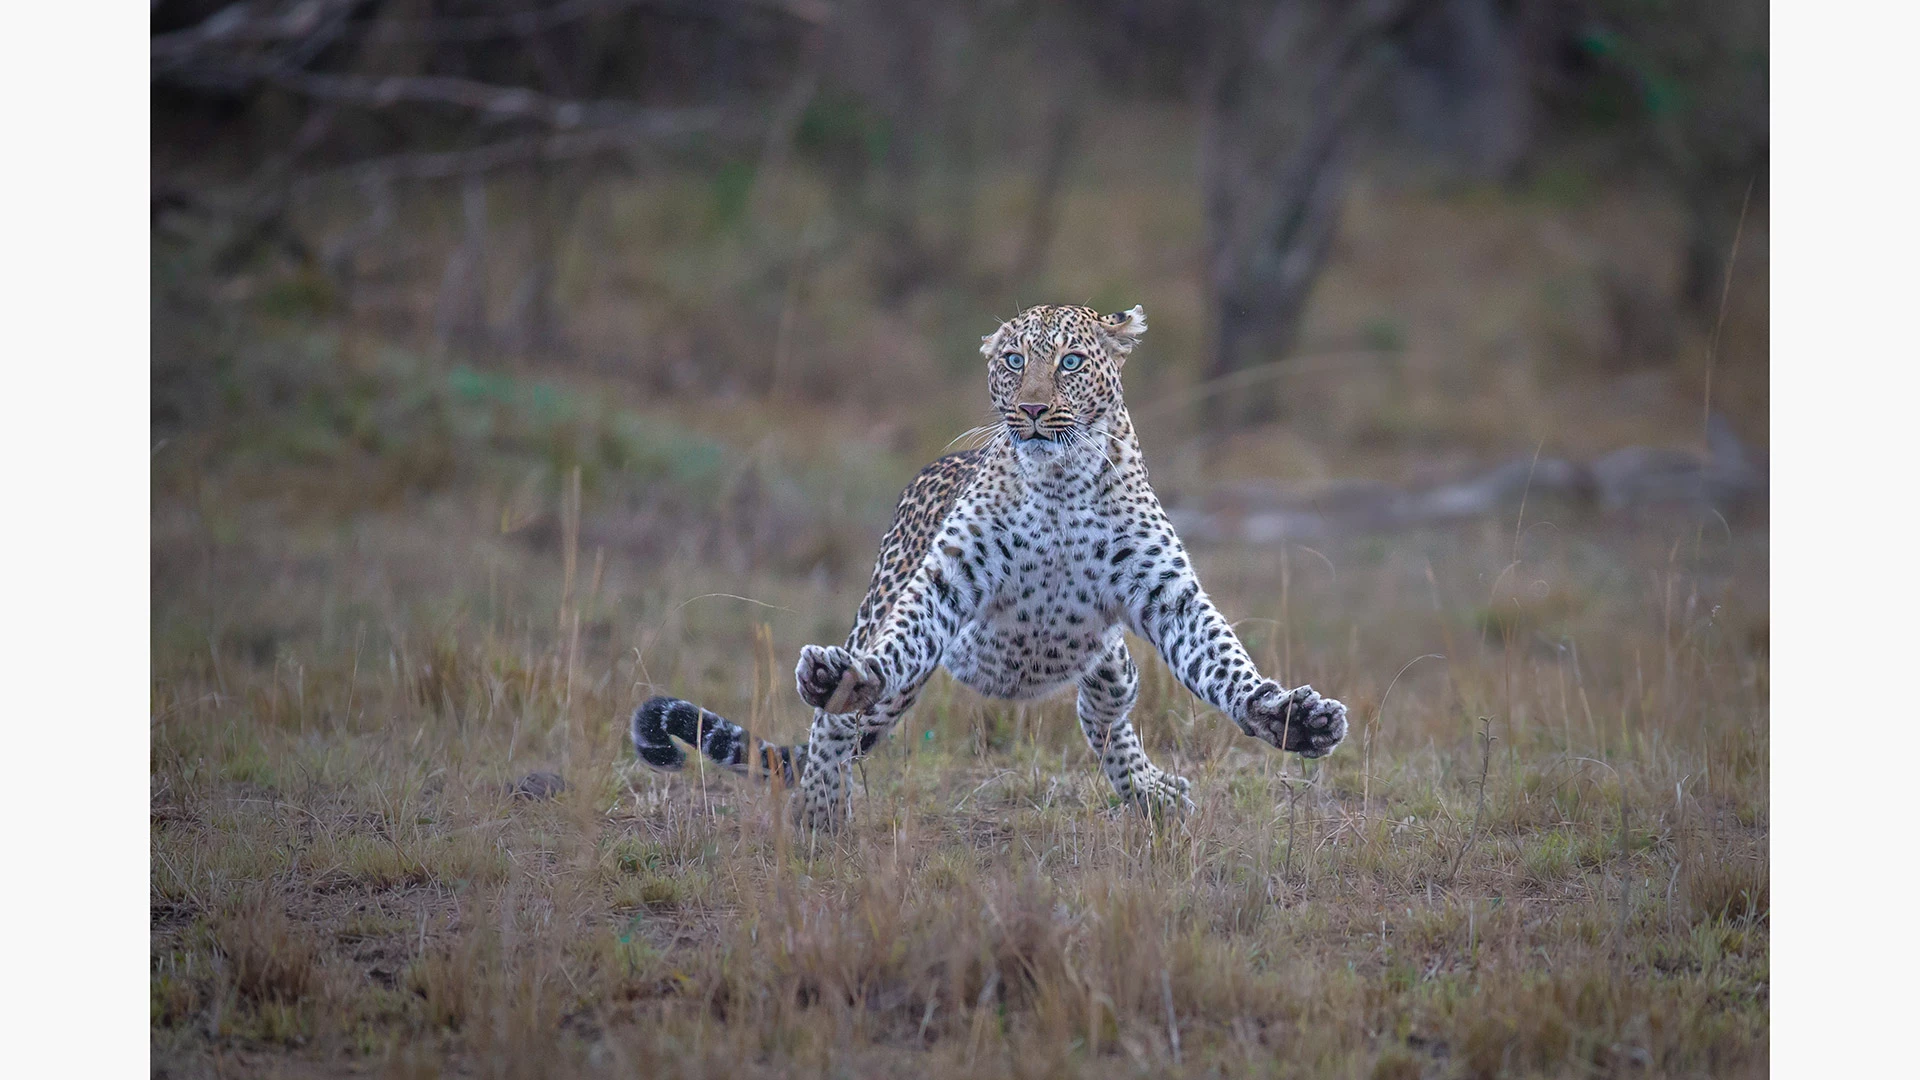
top-left (151, 386), bottom-right (1767, 1076)
top-left (152, 150), bottom-right (1766, 1076)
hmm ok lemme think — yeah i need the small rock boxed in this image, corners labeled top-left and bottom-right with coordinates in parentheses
top-left (508, 771), bottom-right (566, 801)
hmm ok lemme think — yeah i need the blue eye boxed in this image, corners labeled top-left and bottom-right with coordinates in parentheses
top-left (1004, 352), bottom-right (1026, 371)
top-left (1059, 353), bottom-right (1086, 372)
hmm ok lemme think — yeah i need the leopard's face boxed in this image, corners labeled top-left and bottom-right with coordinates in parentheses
top-left (980, 304), bottom-right (1146, 458)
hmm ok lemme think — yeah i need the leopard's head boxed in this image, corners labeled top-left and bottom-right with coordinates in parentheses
top-left (979, 303), bottom-right (1146, 458)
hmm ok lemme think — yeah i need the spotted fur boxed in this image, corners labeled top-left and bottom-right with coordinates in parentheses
top-left (634, 303), bottom-right (1348, 830)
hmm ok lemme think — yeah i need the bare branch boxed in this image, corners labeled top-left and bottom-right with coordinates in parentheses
top-left (151, 1), bottom-right (362, 65)
top-left (359, 0), bottom-right (830, 43)
top-left (292, 126), bottom-right (689, 188)
top-left (152, 0), bottom-right (828, 61)
top-left (262, 69), bottom-right (720, 132)
top-left (160, 58), bottom-right (721, 134)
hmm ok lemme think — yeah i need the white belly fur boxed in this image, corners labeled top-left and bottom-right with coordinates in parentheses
top-left (941, 615), bottom-right (1119, 701)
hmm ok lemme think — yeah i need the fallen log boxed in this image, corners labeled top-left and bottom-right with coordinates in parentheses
top-left (1169, 415), bottom-right (1766, 544)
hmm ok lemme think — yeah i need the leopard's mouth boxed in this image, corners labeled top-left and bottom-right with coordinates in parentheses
top-left (1007, 419), bottom-right (1080, 445)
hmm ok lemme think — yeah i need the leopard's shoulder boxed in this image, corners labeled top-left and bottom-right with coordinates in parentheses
top-left (846, 449), bottom-right (989, 652)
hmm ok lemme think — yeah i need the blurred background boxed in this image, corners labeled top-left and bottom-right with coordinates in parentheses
top-left (150, 0), bottom-right (1768, 719)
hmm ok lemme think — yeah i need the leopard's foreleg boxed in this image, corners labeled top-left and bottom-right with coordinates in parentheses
top-left (793, 689), bottom-right (921, 832)
top-left (791, 526), bottom-right (990, 831)
top-left (1118, 511), bottom-right (1349, 758)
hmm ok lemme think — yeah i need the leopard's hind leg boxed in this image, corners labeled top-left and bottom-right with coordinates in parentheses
top-left (1078, 635), bottom-right (1193, 819)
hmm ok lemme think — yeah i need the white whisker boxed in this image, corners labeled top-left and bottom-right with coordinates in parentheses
top-left (1065, 427), bottom-right (1116, 473)
top-left (947, 417), bottom-right (1015, 458)
top-left (944, 422), bottom-right (1001, 452)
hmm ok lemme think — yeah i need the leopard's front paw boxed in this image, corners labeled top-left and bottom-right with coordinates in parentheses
top-left (795, 645), bottom-right (886, 714)
top-left (792, 767), bottom-right (850, 833)
top-left (1243, 681), bottom-right (1348, 758)
top-left (1129, 767), bottom-right (1195, 819)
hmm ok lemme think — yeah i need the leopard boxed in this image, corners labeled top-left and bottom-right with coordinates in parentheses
top-left (632, 303), bottom-right (1348, 831)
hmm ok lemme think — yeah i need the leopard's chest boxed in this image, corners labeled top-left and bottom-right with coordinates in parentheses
top-left (941, 499), bottom-right (1120, 699)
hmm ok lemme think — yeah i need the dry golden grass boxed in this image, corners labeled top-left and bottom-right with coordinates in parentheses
top-left (152, 430), bottom-right (1767, 1076)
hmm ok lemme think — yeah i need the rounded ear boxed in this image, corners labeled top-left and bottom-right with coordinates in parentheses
top-left (1099, 305), bottom-right (1147, 365)
top-left (979, 324), bottom-right (1006, 360)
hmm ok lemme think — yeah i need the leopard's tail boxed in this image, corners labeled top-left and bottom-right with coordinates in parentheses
top-left (630, 696), bottom-right (799, 785)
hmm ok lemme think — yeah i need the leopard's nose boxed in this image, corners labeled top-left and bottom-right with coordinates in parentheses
top-left (1017, 403), bottom-right (1048, 420)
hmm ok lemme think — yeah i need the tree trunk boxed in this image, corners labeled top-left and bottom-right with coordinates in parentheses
top-left (1200, 0), bottom-right (1423, 427)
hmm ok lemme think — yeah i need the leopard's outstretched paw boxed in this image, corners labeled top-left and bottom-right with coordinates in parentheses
top-left (795, 645), bottom-right (886, 714)
top-left (1244, 681), bottom-right (1348, 758)
top-left (1128, 767), bottom-right (1195, 819)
